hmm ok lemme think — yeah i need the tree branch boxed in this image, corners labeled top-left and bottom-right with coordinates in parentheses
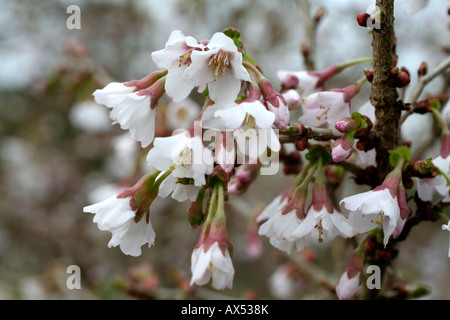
top-left (399, 56), bottom-right (450, 125)
top-left (279, 125), bottom-right (339, 143)
top-left (370, 0), bottom-right (400, 181)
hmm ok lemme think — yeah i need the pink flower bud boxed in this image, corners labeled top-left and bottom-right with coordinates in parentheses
top-left (332, 138), bottom-right (353, 163)
top-left (226, 178), bottom-right (242, 195)
top-left (259, 78), bottom-right (290, 129)
top-left (124, 69), bottom-right (167, 91)
top-left (335, 118), bottom-right (356, 133)
top-left (336, 271), bottom-right (361, 300)
top-left (280, 73), bottom-right (299, 91)
top-left (282, 89), bottom-right (302, 110)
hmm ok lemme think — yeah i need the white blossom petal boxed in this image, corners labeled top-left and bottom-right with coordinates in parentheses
top-left (336, 271), bottom-right (360, 300)
top-left (190, 243), bottom-right (234, 290)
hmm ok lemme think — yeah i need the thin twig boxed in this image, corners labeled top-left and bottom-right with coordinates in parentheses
top-left (298, 0), bottom-right (320, 71)
top-left (400, 56), bottom-right (450, 125)
top-left (408, 56), bottom-right (450, 105)
top-left (279, 125), bottom-right (339, 143)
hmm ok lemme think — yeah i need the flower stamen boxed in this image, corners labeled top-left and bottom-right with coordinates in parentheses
top-left (316, 106), bottom-right (330, 121)
top-left (178, 51), bottom-right (193, 68)
top-left (316, 220), bottom-right (324, 243)
top-left (376, 211), bottom-right (384, 225)
top-left (172, 146), bottom-right (193, 167)
top-left (208, 49), bottom-right (231, 79)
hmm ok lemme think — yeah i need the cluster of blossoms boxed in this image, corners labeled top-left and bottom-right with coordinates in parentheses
top-left (83, 28), bottom-right (450, 295)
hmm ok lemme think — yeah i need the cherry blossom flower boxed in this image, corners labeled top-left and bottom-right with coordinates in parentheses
top-left (299, 81), bottom-right (363, 136)
top-left (336, 249), bottom-right (364, 300)
top-left (269, 264), bottom-right (303, 299)
top-left (292, 183), bottom-right (355, 244)
top-left (151, 30), bottom-right (205, 102)
top-left (277, 65), bottom-right (339, 97)
top-left (190, 242), bottom-right (235, 290)
top-left (257, 194), bottom-right (308, 253)
top-left (341, 188), bottom-right (400, 246)
top-left (417, 154), bottom-right (450, 203)
top-left (182, 32), bottom-right (251, 103)
top-left (84, 195), bottom-right (155, 256)
top-left (277, 58), bottom-right (371, 98)
top-left (278, 70), bottom-right (324, 97)
top-left (257, 173), bottom-right (312, 254)
top-left (340, 163), bottom-right (407, 248)
top-left (83, 172), bottom-right (164, 256)
top-left (250, 76), bottom-right (289, 130)
top-left (227, 163), bottom-right (260, 195)
top-left (146, 129), bottom-right (214, 187)
top-left (340, 146), bottom-right (413, 245)
top-left (417, 106), bottom-right (450, 203)
top-left (336, 270), bottom-right (361, 300)
top-left (202, 100), bottom-right (280, 166)
top-left (157, 172), bottom-right (200, 202)
top-left (259, 209), bottom-right (309, 253)
top-left (299, 91), bottom-right (351, 136)
top-left (190, 181), bottom-right (234, 290)
top-left (93, 76), bottom-right (166, 148)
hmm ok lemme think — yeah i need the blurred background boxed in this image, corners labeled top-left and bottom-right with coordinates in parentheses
top-left (0, 0), bottom-right (448, 299)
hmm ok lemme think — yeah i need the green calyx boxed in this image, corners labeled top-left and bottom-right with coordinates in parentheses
top-left (188, 186), bottom-right (206, 228)
top-left (222, 27), bottom-right (257, 68)
top-left (388, 146), bottom-right (411, 172)
top-left (429, 99), bottom-right (450, 136)
top-left (222, 27), bottom-right (243, 49)
top-left (305, 144), bottom-right (332, 166)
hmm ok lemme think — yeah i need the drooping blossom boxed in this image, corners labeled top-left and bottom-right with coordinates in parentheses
top-left (181, 32), bottom-right (251, 103)
top-left (83, 172), bottom-right (164, 256)
top-left (277, 65), bottom-right (338, 97)
top-left (292, 179), bottom-right (355, 244)
top-left (190, 182), bottom-right (234, 289)
top-left (299, 81), bottom-right (363, 136)
top-left (257, 193), bottom-right (307, 253)
top-left (151, 30), bottom-right (205, 102)
top-left (190, 242), bottom-right (234, 290)
top-left (93, 72), bottom-right (166, 148)
top-left (146, 128), bottom-right (214, 187)
top-left (157, 172), bottom-right (200, 202)
top-left (335, 249), bottom-right (364, 300)
top-left (202, 99), bottom-right (280, 167)
top-left (340, 153), bottom-right (409, 246)
top-left (417, 106), bottom-right (450, 203)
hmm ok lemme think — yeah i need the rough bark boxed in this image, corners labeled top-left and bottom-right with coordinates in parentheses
top-left (370, 0), bottom-right (400, 181)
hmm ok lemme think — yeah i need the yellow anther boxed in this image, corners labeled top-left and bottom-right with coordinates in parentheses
top-left (178, 51), bottom-right (192, 68)
top-left (316, 107), bottom-right (330, 121)
top-left (208, 49), bottom-right (231, 78)
top-left (375, 212), bottom-right (384, 225)
top-left (316, 221), bottom-right (324, 243)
